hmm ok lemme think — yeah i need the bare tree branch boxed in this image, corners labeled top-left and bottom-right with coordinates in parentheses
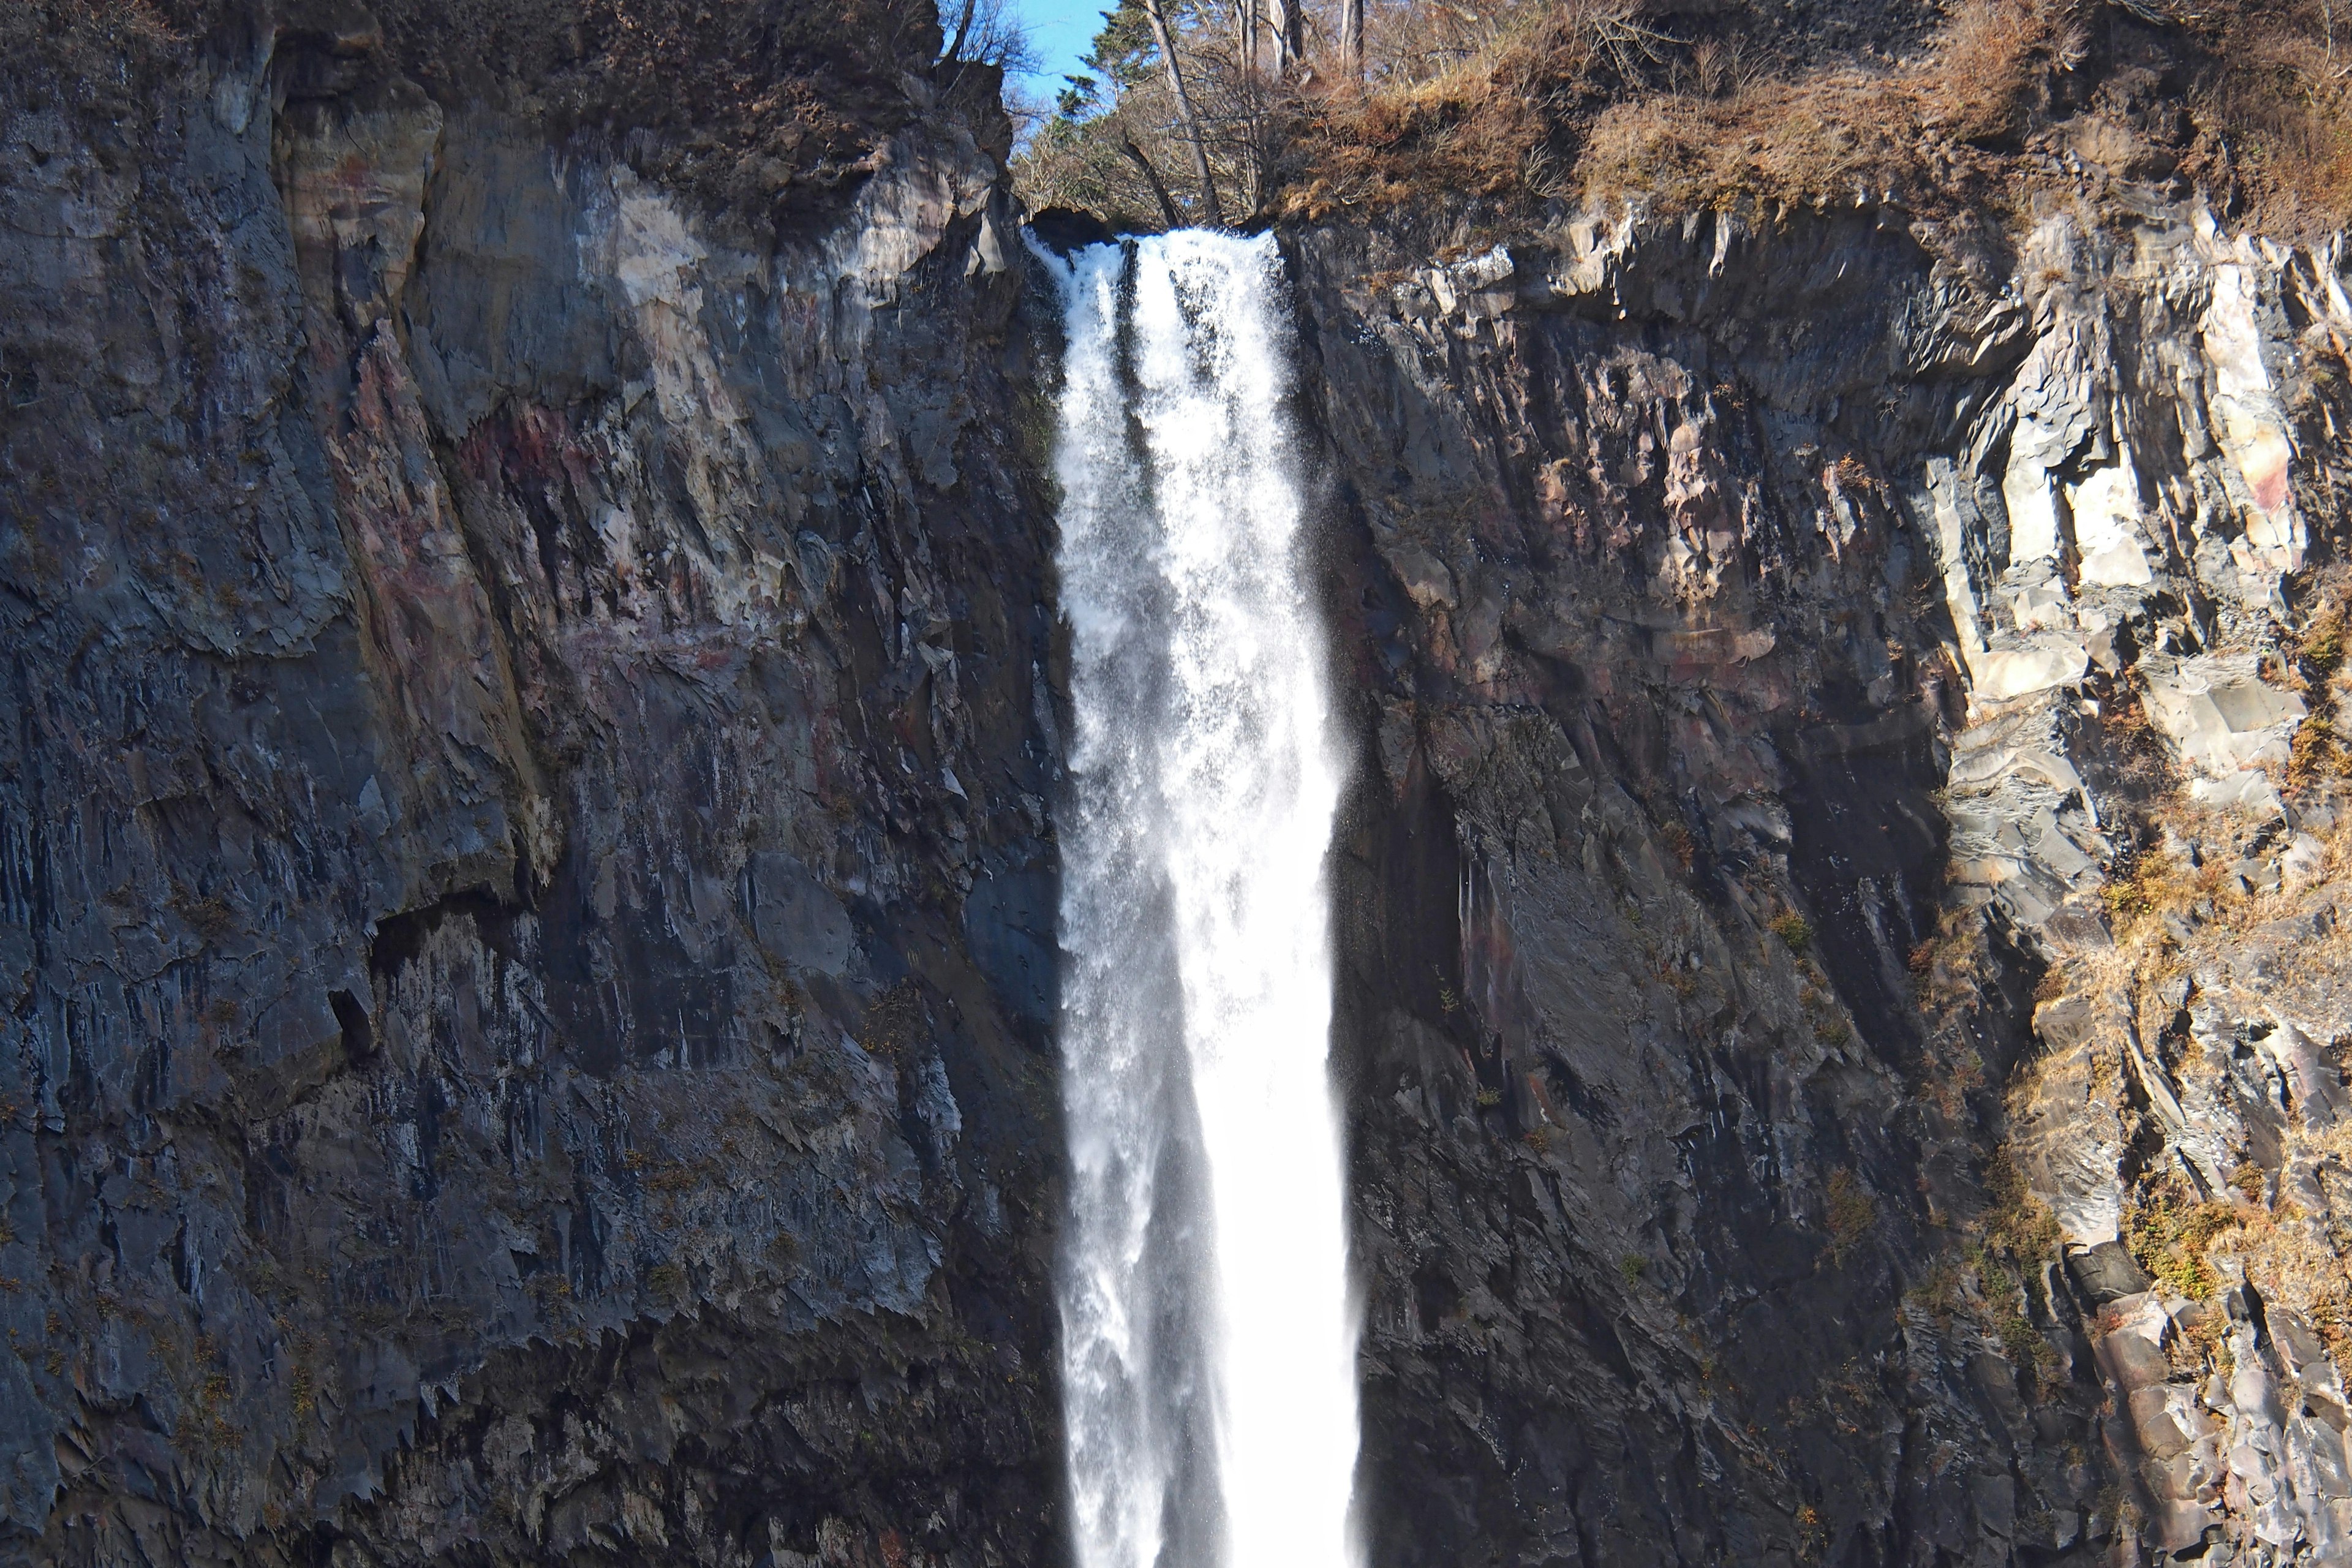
top-left (1120, 135), bottom-right (1188, 228)
top-left (939, 0), bottom-right (974, 65)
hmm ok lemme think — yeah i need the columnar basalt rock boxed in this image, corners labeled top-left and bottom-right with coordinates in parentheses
top-left (13, 5), bottom-right (2352, 1564)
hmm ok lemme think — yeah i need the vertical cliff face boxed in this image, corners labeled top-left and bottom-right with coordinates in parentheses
top-left (13, 4), bottom-right (2352, 1562)
top-left (1, 8), bottom-right (1068, 1562)
top-left (1289, 200), bottom-right (2352, 1566)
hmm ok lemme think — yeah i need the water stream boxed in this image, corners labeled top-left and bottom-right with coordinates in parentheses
top-left (1039, 228), bottom-right (1360, 1568)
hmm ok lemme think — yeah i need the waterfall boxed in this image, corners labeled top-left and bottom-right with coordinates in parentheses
top-left (1038, 228), bottom-right (1360, 1568)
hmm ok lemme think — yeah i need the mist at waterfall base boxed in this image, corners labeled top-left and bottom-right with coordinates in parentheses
top-left (1036, 227), bottom-right (1362, 1568)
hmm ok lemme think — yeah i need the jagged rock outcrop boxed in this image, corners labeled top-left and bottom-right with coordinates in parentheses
top-left (1292, 194), bottom-right (2352, 1567)
top-left (1, 6), bottom-right (1063, 1563)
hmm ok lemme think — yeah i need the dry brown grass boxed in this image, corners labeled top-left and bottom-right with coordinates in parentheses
top-left (1276, 53), bottom-right (1566, 215)
top-left (1273, 0), bottom-right (2082, 224)
top-left (2098, 1154), bottom-right (2352, 1377)
top-left (1272, 0), bottom-right (1670, 216)
top-left (1240, 0), bottom-right (2352, 232)
top-left (1972, 574), bottom-right (2352, 1374)
top-left (2084, 795), bottom-right (2352, 1373)
top-left (2192, 0), bottom-right (2352, 235)
top-left (1017, 0), bottom-right (1654, 224)
top-left (2212, 1183), bottom-right (2352, 1364)
top-left (1560, 0), bottom-right (2087, 219)
top-left (2098, 830), bottom-right (2212, 935)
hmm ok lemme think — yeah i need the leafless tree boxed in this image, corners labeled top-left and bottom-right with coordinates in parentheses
top-left (1267, 0), bottom-right (1301, 69)
top-left (938, 0), bottom-right (1036, 75)
top-left (940, 0), bottom-right (975, 64)
top-left (1015, 0), bottom-right (1317, 227)
top-left (1120, 135), bottom-right (1188, 227)
top-left (1140, 0), bottom-right (1225, 224)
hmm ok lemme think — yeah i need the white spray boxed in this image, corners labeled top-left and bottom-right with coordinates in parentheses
top-left (1039, 227), bottom-right (1360, 1568)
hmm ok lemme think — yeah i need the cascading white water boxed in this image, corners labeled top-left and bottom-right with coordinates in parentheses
top-left (1039, 227), bottom-right (1360, 1568)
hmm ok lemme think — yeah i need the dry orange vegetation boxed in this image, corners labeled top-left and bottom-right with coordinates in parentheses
top-left (1257, 0), bottom-right (2352, 234)
top-left (2005, 580), bottom-right (2352, 1374)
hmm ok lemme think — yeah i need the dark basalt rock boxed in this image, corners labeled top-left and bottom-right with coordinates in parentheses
top-left (1287, 204), bottom-right (2352, 1567)
top-left (1, 3), bottom-right (1064, 1561)
top-left (1023, 206), bottom-right (1119, 257)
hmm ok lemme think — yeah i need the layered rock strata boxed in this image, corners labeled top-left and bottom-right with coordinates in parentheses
top-left (12, 7), bottom-right (2352, 1565)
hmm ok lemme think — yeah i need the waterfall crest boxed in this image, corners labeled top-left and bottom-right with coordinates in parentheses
top-left (1041, 228), bottom-right (1360, 1568)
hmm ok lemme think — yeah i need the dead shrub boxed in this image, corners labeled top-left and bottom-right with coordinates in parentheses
top-left (2098, 684), bottom-right (2178, 796)
top-left (1932, 0), bottom-right (2082, 144)
top-left (2124, 1176), bottom-right (2245, 1300)
top-left (1268, 0), bottom-right (1686, 219)
top-left (1825, 1169), bottom-right (1877, 1264)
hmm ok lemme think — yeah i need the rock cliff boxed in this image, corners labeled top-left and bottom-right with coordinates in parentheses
top-left (10, 2), bottom-right (2352, 1565)
top-left (1301, 197), bottom-right (2352, 1567)
top-left (2, 4), bottom-right (1065, 1562)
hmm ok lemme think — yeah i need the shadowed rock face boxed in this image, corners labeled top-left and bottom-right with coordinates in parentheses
top-left (1, 8), bottom-right (1066, 1564)
top-left (13, 3), bottom-right (2352, 1563)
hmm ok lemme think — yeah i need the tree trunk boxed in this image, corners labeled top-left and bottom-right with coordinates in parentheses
top-left (1338, 0), bottom-right (1363, 78)
top-left (939, 0), bottom-right (975, 64)
top-left (1140, 0), bottom-right (1224, 227)
top-left (1275, 0), bottom-right (1302, 69)
top-left (1120, 137), bottom-right (1188, 231)
top-left (1232, 0), bottom-right (1264, 213)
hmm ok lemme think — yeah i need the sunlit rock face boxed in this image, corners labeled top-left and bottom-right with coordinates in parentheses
top-left (1288, 204), bottom-right (2352, 1568)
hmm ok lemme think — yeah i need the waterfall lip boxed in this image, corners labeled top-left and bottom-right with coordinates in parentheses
top-left (1020, 222), bottom-right (1278, 276)
top-left (1025, 206), bottom-right (1120, 258)
top-left (1023, 212), bottom-right (1284, 262)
